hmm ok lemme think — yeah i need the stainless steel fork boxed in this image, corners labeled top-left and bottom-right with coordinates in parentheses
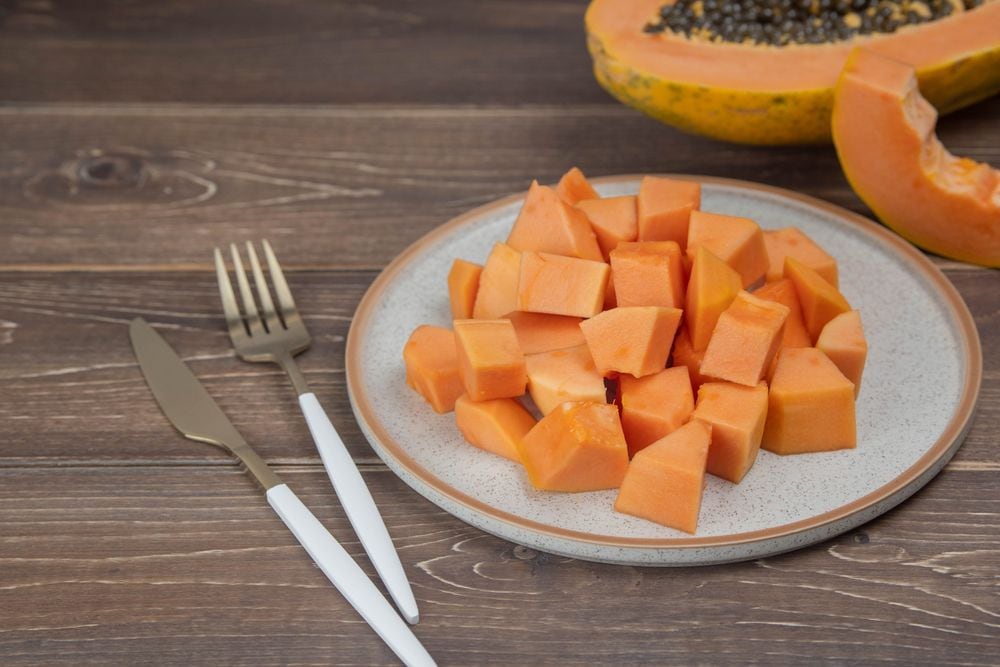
top-left (213, 240), bottom-right (419, 625)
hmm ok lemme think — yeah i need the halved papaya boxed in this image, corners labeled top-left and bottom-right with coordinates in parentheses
top-left (833, 48), bottom-right (1000, 266)
top-left (585, 0), bottom-right (1000, 145)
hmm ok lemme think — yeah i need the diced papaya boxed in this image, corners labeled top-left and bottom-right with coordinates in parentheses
top-left (692, 381), bottom-right (768, 484)
top-left (525, 345), bottom-right (606, 415)
top-left (580, 306), bottom-right (682, 378)
top-left (454, 394), bottom-right (535, 463)
top-left (784, 256), bottom-right (851, 342)
top-left (613, 420), bottom-right (711, 533)
top-left (671, 327), bottom-right (709, 393)
top-left (507, 180), bottom-right (603, 261)
top-left (576, 195), bottom-right (638, 259)
top-left (763, 348), bottom-right (856, 454)
top-left (686, 210), bottom-right (769, 288)
top-left (472, 242), bottom-right (521, 320)
top-left (637, 176), bottom-right (701, 247)
top-left (609, 242), bottom-right (684, 309)
top-left (764, 228), bottom-right (838, 287)
top-left (403, 325), bottom-right (465, 413)
top-left (816, 310), bottom-right (867, 398)
top-left (615, 241), bottom-right (686, 307)
top-left (517, 401), bottom-right (629, 492)
top-left (618, 366), bottom-right (694, 457)
top-left (685, 246), bottom-right (743, 351)
top-left (699, 291), bottom-right (789, 387)
top-left (453, 319), bottom-right (527, 401)
top-left (507, 311), bottom-right (585, 355)
top-left (556, 167), bottom-right (600, 206)
top-left (517, 251), bottom-right (610, 318)
top-left (447, 259), bottom-right (482, 320)
top-left (752, 278), bottom-right (812, 349)
top-left (604, 271), bottom-right (617, 309)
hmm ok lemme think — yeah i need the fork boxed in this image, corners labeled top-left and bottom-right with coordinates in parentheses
top-left (214, 240), bottom-right (419, 625)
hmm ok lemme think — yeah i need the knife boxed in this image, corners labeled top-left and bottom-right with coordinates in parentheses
top-left (128, 318), bottom-right (435, 667)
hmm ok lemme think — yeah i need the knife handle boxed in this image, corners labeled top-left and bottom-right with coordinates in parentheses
top-left (298, 392), bottom-right (419, 624)
top-left (266, 484), bottom-right (436, 667)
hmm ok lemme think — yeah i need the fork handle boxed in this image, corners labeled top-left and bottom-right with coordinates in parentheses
top-left (266, 484), bottom-right (435, 667)
top-left (299, 392), bottom-right (420, 625)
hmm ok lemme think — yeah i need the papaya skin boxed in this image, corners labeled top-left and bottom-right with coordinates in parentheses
top-left (585, 0), bottom-right (1000, 146)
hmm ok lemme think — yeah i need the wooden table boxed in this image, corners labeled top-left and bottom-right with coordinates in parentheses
top-left (2, 2), bottom-right (997, 664)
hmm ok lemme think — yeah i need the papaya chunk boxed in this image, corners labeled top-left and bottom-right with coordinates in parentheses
top-left (525, 345), bottom-right (606, 416)
top-left (784, 256), bottom-right (851, 342)
top-left (472, 242), bottom-right (521, 320)
top-left (580, 306), bottom-right (682, 378)
top-left (637, 176), bottom-right (701, 247)
top-left (700, 291), bottom-right (789, 387)
top-left (764, 228), bottom-right (838, 287)
top-left (763, 348), bottom-right (856, 454)
top-left (685, 246), bottom-right (742, 351)
top-left (686, 210), bottom-right (768, 289)
top-left (507, 311), bottom-right (585, 355)
top-left (507, 180), bottom-right (603, 261)
top-left (816, 310), bottom-right (868, 398)
top-left (609, 242), bottom-right (684, 309)
top-left (556, 167), bottom-right (600, 206)
top-left (616, 241), bottom-right (686, 307)
top-left (453, 319), bottom-right (527, 402)
top-left (614, 420), bottom-right (711, 534)
top-left (692, 381), bottom-right (768, 484)
top-left (517, 251), bottom-right (610, 318)
top-left (447, 259), bottom-right (482, 320)
top-left (403, 325), bottom-right (465, 413)
top-left (518, 401), bottom-right (629, 492)
top-left (618, 366), bottom-right (694, 457)
top-left (752, 278), bottom-right (812, 349)
top-left (670, 326), bottom-right (709, 393)
top-left (576, 195), bottom-right (638, 259)
top-left (454, 394), bottom-right (535, 463)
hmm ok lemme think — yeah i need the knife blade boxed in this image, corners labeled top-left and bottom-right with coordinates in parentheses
top-left (128, 318), bottom-right (435, 667)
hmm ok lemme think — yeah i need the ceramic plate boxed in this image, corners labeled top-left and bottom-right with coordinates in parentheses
top-left (345, 175), bottom-right (981, 566)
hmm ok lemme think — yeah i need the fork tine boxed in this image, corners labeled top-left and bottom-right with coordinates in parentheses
top-left (246, 241), bottom-right (282, 332)
top-left (230, 243), bottom-right (265, 337)
top-left (261, 239), bottom-right (300, 324)
top-left (213, 248), bottom-right (248, 340)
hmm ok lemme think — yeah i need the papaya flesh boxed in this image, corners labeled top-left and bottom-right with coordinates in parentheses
top-left (585, 0), bottom-right (1000, 145)
top-left (833, 48), bottom-right (1000, 267)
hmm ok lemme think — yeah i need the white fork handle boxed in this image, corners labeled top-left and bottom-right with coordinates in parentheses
top-left (267, 484), bottom-right (436, 667)
top-left (299, 392), bottom-right (420, 625)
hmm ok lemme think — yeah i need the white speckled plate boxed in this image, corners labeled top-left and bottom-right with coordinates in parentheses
top-left (345, 175), bottom-right (981, 566)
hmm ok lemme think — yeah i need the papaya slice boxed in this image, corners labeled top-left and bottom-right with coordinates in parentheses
top-left (699, 290), bottom-right (789, 388)
top-left (517, 251), bottom-right (610, 318)
top-left (507, 180), bottom-right (603, 261)
top-left (576, 195), bottom-right (638, 259)
top-left (472, 243), bottom-right (521, 320)
top-left (556, 167), bottom-right (600, 206)
top-left (507, 311), bottom-right (585, 355)
top-left (763, 228), bottom-right (838, 287)
top-left (518, 401), bottom-right (629, 492)
top-left (687, 210), bottom-right (768, 289)
top-left (833, 48), bottom-right (1000, 267)
top-left (454, 394), bottom-right (535, 463)
top-left (453, 319), bottom-right (527, 402)
top-left (609, 245), bottom-right (684, 310)
top-left (403, 325), bottom-right (465, 414)
top-left (685, 246), bottom-right (742, 351)
top-left (763, 348), bottom-right (856, 454)
top-left (525, 345), bottom-right (606, 416)
top-left (784, 257), bottom-right (851, 342)
top-left (637, 176), bottom-right (701, 247)
top-left (447, 259), bottom-right (482, 320)
top-left (692, 381), bottom-right (768, 484)
top-left (580, 306), bottom-right (682, 378)
top-left (816, 310), bottom-right (868, 398)
top-left (614, 420), bottom-right (711, 534)
top-left (618, 366), bottom-right (694, 457)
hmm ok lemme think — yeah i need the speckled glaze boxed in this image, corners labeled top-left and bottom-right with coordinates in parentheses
top-left (345, 175), bottom-right (981, 566)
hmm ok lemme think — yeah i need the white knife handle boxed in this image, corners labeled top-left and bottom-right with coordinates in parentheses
top-left (266, 484), bottom-right (436, 667)
top-left (298, 392), bottom-right (419, 625)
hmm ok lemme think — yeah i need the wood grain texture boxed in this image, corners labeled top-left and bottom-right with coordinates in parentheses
top-left (1, 467), bottom-right (998, 666)
top-left (0, 98), bottom-right (997, 267)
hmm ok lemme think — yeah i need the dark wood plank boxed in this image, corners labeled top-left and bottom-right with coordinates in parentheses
top-left (1, 269), bottom-right (997, 465)
top-left (1, 100), bottom-right (996, 267)
top-left (1, 466), bottom-right (997, 666)
top-left (0, 0), bottom-right (605, 105)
